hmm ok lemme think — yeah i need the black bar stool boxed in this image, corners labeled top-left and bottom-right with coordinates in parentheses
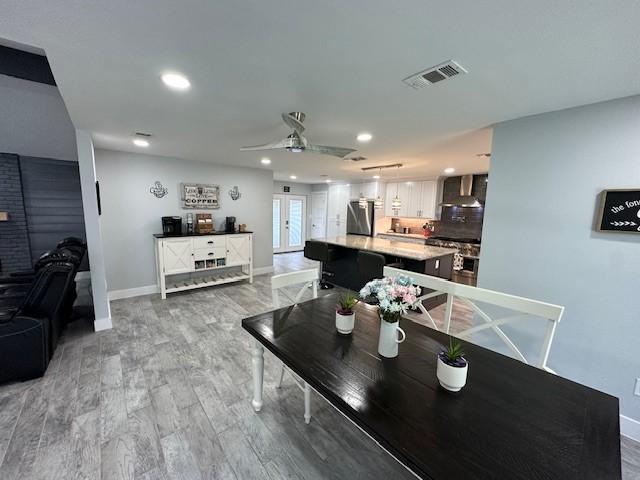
top-left (357, 251), bottom-right (404, 286)
top-left (303, 241), bottom-right (337, 289)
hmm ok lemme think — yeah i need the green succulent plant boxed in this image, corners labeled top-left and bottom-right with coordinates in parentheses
top-left (337, 293), bottom-right (359, 315)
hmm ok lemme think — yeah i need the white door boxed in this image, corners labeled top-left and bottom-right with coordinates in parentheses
top-left (162, 238), bottom-right (194, 274)
top-left (273, 194), bottom-right (307, 253)
top-left (227, 234), bottom-right (252, 266)
top-left (310, 191), bottom-right (327, 239)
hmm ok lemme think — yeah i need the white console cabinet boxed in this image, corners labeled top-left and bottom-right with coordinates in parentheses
top-left (155, 233), bottom-right (253, 299)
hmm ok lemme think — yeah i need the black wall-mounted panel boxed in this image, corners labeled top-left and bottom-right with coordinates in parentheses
top-left (0, 45), bottom-right (56, 86)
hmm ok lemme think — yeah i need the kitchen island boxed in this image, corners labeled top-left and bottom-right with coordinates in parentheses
top-left (315, 235), bottom-right (455, 305)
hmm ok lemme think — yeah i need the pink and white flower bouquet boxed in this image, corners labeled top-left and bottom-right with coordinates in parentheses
top-left (359, 275), bottom-right (421, 323)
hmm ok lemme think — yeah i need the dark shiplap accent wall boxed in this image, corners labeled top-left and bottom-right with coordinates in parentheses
top-left (437, 174), bottom-right (488, 239)
top-left (0, 153), bottom-right (32, 272)
top-left (0, 45), bottom-right (56, 86)
top-left (19, 156), bottom-right (87, 268)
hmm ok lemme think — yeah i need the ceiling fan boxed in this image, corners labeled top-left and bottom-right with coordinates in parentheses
top-left (240, 112), bottom-right (357, 158)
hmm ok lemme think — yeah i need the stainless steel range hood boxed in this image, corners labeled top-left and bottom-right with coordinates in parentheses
top-left (440, 174), bottom-right (483, 208)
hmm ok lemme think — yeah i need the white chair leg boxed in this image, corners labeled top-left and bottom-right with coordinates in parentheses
top-left (303, 383), bottom-right (311, 424)
top-left (276, 363), bottom-right (285, 389)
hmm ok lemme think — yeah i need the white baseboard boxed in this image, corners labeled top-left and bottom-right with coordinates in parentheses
top-left (109, 284), bottom-right (158, 300)
top-left (254, 266), bottom-right (274, 275)
top-left (621, 415), bottom-right (640, 442)
top-left (93, 316), bottom-right (112, 331)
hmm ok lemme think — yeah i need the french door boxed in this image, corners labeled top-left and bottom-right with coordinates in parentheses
top-left (273, 194), bottom-right (307, 253)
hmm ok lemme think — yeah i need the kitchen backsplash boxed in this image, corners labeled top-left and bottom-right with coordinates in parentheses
top-left (437, 174), bottom-right (487, 239)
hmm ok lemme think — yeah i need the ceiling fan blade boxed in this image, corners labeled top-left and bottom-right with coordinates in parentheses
top-left (306, 144), bottom-right (357, 158)
top-left (281, 113), bottom-right (306, 134)
top-left (240, 138), bottom-right (289, 151)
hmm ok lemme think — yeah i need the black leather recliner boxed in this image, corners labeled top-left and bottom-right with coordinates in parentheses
top-left (0, 248), bottom-right (82, 319)
top-left (0, 262), bottom-right (76, 383)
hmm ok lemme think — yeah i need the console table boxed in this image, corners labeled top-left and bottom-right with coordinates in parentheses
top-left (154, 232), bottom-right (252, 299)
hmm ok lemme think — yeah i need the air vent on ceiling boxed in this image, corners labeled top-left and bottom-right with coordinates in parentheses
top-left (346, 156), bottom-right (367, 162)
top-left (135, 131), bottom-right (152, 137)
top-left (402, 60), bottom-right (468, 89)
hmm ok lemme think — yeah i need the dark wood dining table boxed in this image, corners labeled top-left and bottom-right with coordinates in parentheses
top-left (241, 294), bottom-right (621, 480)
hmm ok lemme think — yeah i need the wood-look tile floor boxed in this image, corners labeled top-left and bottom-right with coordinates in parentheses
top-left (0, 251), bottom-right (637, 480)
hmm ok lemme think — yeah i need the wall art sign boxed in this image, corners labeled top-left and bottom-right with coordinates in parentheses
top-left (229, 185), bottom-right (241, 201)
top-left (150, 181), bottom-right (168, 198)
top-left (181, 183), bottom-right (220, 209)
top-left (596, 189), bottom-right (640, 233)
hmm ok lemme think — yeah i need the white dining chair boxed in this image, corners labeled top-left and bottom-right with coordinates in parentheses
top-left (384, 266), bottom-right (564, 373)
top-left (270, 268), bottom-right (319, 423)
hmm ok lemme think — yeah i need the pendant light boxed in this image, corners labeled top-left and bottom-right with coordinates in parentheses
top-left (358, 190), bottom-right (367, 209)
top-left (374, 168), bottom-right (384, 209)
top-left (392, 165), bottom-right (402, 212)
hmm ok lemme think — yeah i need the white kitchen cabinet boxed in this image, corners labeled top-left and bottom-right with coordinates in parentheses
top-left (385, 182), bottom-right (409, 217)
top-left (155, 233), bottom-right (253, 299)
top-left (162, 238), bottom-right (194, 275)
top-left (226, 234), bottom-right (252, 266)
top-left (384, 180), bottom-right (437, 219)
top-left (327, 184), bottom-right (349, 236)
top-left (350, 182), bottom-right (385, 200)
top-left (419, 180), bottom-right (438, 219)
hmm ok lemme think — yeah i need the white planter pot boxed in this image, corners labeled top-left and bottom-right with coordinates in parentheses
top-left (336, 312), bottom-right (355, 334)
top-left (436, 356), bottom-right (468, 392)
top-left (377, 319), bottom-right (406, 358)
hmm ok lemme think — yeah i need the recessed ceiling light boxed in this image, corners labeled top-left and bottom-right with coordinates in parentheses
top-left (290, 175), bottom-right (297, 180)
top-left (261, 157), bottom-right (271, 165)
top-left (357, 132), bottom-right (373, 143)
top-left (373, 174), bottom-right (380, 179)
top-left (444, 167), bottom-right (456, 174)
top-left (133, 138), bottom-right (150, 148)
top-left (161, 72), bottom-right (191, 91)
top-left (325, 179), bottom-right (332, 183)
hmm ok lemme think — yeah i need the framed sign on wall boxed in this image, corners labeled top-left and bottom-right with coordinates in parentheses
top-left (596, 189), bottom-right (640, 233)
top-left (181, 183), bottom-right (220, 209)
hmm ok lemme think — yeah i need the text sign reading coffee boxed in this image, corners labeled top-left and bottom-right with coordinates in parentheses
top-left (181, 183), bottom-right (220, 209)
top-left (597, 189), bottom-right (640, 233)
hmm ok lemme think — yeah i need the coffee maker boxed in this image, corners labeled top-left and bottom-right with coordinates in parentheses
top-left (225, 216), bottom-right (236, 233)
top-left (162, 216), bottom-right (182, 235)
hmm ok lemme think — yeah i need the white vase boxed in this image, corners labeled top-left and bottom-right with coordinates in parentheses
top-left (436, 356), bottom-right (468, 392)
top-left (377, 319), bottom-right (406, 358)
top-left (335, 312), bottom-right (355, 334)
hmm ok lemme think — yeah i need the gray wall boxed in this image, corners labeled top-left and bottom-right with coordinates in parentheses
top-left (95, 149), bottom-right (274, 292)
top-left (0, 153), bottom-right (31, 273)
top-left (0, 74), bottom-right (77, 160)
top-left (479, 95), bottom-right (640, 422)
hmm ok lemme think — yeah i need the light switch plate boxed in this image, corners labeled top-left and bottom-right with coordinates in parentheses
top-left (0, 211), bottom-right (8, 222)
top-left (634, 378), bottom-right (640, 397)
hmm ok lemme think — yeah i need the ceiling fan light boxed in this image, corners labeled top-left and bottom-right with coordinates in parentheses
top-left (289, 147), bottom-right (303, 153)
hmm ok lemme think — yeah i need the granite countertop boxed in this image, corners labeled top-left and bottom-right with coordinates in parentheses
top-left (153, 231), bottom-right (252, 238)
top-left (320, 235), bottom-right (456, 261)
top-left (377, 232), bottom-right (428, 241)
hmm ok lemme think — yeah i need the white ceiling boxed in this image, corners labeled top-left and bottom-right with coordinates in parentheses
top-left (2, 1), bottom-right (639, 183)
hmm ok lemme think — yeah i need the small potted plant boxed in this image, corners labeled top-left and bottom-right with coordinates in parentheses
top-left (336, 293), bottom-right (359, 334)
top-left (437, 340), bottom-right (468, 392)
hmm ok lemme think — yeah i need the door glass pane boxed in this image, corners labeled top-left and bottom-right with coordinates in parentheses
top-left (288, 199), bottom-right (303, 247)
top-left (273, 199), bottom-right (281, 249)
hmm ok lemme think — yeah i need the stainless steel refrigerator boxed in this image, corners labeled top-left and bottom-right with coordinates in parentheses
top-left (346, 201), bottom-right (374, 236)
